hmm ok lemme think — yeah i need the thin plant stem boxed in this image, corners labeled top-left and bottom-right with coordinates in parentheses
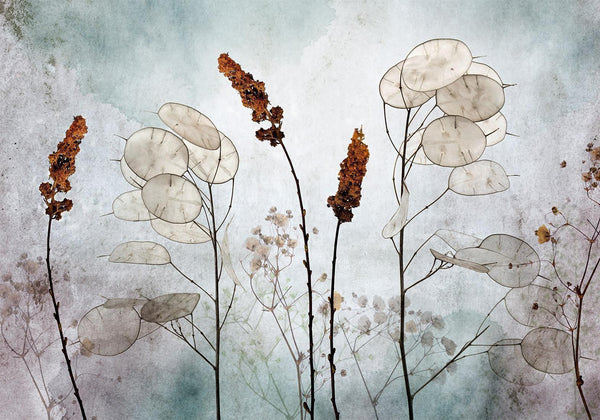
top-left (412, 326), bottom-right (489, 398)
top-left (573, 294), bottom-right (592, 419)
top-left (208, 183), bottom-right (221, 420)
top-left (398, 108), bottom-right (414, 420)
top-left (328, 219), bottom-right (342, 419)
top-left (403, 188), bottom-right (449, 228)
top-left (170, 263), bottom-right (215, 301)
top-left (278, 139), bottom-right (315, 418)
top-left (45, 215), bottom-right (87, 419)
top-left (342, 327), bottom-right (379, 420)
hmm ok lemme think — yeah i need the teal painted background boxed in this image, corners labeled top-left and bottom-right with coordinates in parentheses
top-left (1, 0), bottom-right (600, 418)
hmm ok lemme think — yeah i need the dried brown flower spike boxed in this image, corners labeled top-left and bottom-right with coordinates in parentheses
top-left (39, 115), bottom-right (88, 419)
top-left (39, 116), bottom-right (88, 220)
top-left (218, 53), bottom-right (283, 147)
top-left (327, 128), bottom-right (370, 223)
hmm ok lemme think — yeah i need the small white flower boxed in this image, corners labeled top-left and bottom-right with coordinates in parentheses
top-left (257, 244), bottom-right (271, 260)
top-left (372, 295), bottom-right (385, 311)
top-left (421, 330), bottom-right (434, 347)
top-left (250, 256), bottom-right (262, 273)
top-left (390, 327), bottom-right (401, 341)
top-left (245, 237), bottom-right (260, 252)
top-left (274, 213), bottom-right (289, 228)
top-left (373, 311), bottom-right (387, 324)
top-left (388, 296), bottom-right (401, 313)
top-left (357, 315), bottom-right (371, 334)
top-left (275, 236), bottom-right (285, 248)
top-left (432, 315), bottom-right (445, 329)
top-left (441, 336), bottom-right (457, 356)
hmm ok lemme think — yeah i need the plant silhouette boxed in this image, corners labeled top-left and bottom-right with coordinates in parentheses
top-left (39, 116), bottom-right (88, 419)
top-left (375, 38), bottom-right (534, 419)
top-left (78, 104), bottom-right (239, 420)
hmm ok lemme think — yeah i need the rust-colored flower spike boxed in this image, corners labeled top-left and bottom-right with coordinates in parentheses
top-left (327, 128), bottom-right (370, 223)
top-left (39, 116), bottom-right (87, 220)
top-left (218, 53), bottom-right (284, 147)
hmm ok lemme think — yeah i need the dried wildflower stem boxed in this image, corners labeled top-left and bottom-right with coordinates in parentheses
top-left (328, 219), bottom-right (342, 420)
top-left (218, 53), bottom-right (316, 416)
top-left (572, 223), bottom-right (600, 419)
top-left (412, 326), bottom-right (489, 397)
top-left (573, 294), bottom-right (592, 420)
top-left (45, 215), bottom-right (87, 419)
top-left (278, 140), bottom-right (316, 416)
top-left (327, 127), bottom-right (369, 418)
top-left (1, 304), bottom-right (65, 419)
top-left (208, 183), bottom-right (222, 420)
top-left (550, 215), bottom-right (600, 419)
top-left (397, 108), bottom-right (414, 420)
top-left (245, 215), bottom-right (307, 420)
top-left (39, 116), bottom-right (88, 419)
top-left (341, 327), bottom-right (380, 419)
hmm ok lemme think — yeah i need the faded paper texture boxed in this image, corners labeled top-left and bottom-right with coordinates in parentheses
top-left (1, 0), bottom-right (600, 418)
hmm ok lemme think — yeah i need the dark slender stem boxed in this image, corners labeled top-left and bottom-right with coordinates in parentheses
top-left (570, 219), bottom-right (600, 418)
top-left (170, 263), bottom-right (215, 301)
top-left (278, 140), bottom-right (315, 418)
top-left (573, 295), bottom-right (592, 419)
top-left (45, 216), bottom-right (87, 419)
top-left (328, 219), bottom-right (342, 419)
top-left (208, 184), bottom-right (221, 420)
top-left (220, 284), bottom-right (237, 330)
top-left (398, 109), bottom-right (414, 420)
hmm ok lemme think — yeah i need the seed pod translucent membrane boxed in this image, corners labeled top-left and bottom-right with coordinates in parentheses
top-left (436, 75), bottom-right (505, 122)
top-left (186, 131), bottom-right (239, 184)
top-left (108, 241), bottom-right (171, 265)
top-left (158, 102), bottom-right (221, 150)
top-left (454, 234), bottom-right (540, 288)
top-left (434, 229), bottom-right (482, 251)
top-left (399, 129), bottom-right (433, 165)
top-left (141, 174), bottom-right (203, 224)
top-left (448, 160), bottom-right (509, 196)
top-left (120, 157), bottom-right (146, 188)
top-left (124, 127), bottom-right (189, 180)
top-left (379, 61), bottom-right (435, 109)
top-left (422, 116), bottom-right (486, 167)
top-left (402, 38), bottom-right (473, 92)
top-left (78, 305), bottom-right (140, 356)
top-left (505, 285), bottom-right (562, 327)
top-left (140, 293), bottom-right (200, 323)
top-left (430, 249), bottom-right (489, 273)
top-left (221, 220), bottom-right (242, 286)
top-left (113, 190), bottom-right (156, 222)
top-left (466, 62), bottom-right (503, 85)
top-left (150, 219), bottom-right (211, 244)
top-left (382, 184), bottom-right (409, 238)
top-left (102, 298), bottom-right (147, 309)
top-left (475, 112), bottom-right (507, 147)
top-left (488, 339), bottom-right (545, 386)
top-left (521, 327), bottom-right (574, 374)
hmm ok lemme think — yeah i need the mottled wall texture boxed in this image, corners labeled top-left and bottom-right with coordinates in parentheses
top-left (1, 0), bottom-right (600, 419)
